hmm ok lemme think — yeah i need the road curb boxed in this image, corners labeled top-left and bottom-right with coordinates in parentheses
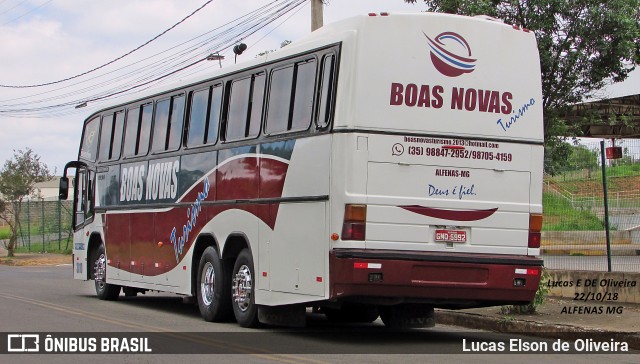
top-left (436, 310), bottom-right (640, 350)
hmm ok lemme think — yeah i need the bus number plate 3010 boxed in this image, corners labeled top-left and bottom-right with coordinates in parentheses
top-left (434, 230), bottom-right (467, 243)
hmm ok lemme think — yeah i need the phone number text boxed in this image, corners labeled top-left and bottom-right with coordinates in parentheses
top-left (407, 146), bottom-right (513, 162)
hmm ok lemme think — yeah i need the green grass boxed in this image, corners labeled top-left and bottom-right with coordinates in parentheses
top-left (606, 164), bottom-right (640, 177)
top-left (0, 226), bottom-right (10, 240)
top-left (14, 240), bottom-right (72, 255)
top-left (547, 164), bottom-right (640, 185)
top-left (543, 192), bottom-right (605, 231)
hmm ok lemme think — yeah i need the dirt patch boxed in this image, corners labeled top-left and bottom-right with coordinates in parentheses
top-left (0, 248), bottom-right (71, 266)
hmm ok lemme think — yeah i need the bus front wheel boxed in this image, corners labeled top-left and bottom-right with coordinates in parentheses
top-left (231, 249), bottom-right (259, 328)
top-left (196, 246), bottom-right (232, 322)
top-left (93, 244), bottom-right (121, 300)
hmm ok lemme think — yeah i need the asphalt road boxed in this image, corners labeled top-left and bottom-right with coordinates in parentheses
top-left (0, 264), bottom-right (636, 363)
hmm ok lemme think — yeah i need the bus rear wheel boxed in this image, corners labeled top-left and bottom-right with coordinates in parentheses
top-left (93, 244), bottom-right (121, 300)
top-left (196, 246), bottom-right (232, 322)
top-left (231, 249), bottom-right (259, 328)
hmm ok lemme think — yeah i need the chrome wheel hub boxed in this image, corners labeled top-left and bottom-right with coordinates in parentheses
top-left (201, 262), bottom-right (215, 306)
top-left (94, 253), bottom-right (106, 290)
top-left (232, 265), bottom-right (252, 312)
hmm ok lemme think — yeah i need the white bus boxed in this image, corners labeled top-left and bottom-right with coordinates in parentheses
top-left (61, 12), bottom-right (544, 328)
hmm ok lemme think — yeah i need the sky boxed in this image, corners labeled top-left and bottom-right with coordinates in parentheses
top-left (0, 0), bottom-right (637, 174)
top-left (0, 0), bottom-right (427, 173)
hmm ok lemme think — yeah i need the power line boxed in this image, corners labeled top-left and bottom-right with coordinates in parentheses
top-left (0, 0), bottom-right (216, 88)
top-left (1, 0), bottom-right (53, 26)
top-left (0, 0), bottom-right (290, 105)
top-left (4, 0), bottom-right (309, 115)
top-left (248, 0), bottom-right (308, 53)
top-left (0, 0), bottom-right (309, 117)
top-left (0, 0), bottom-right (30, 16)
top-left (0, 0), bottom-right (296, 107)
top-left (82, 0), bottom-right (309, 105)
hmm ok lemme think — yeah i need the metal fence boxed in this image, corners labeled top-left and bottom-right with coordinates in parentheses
top-left (543, 139), bottom-right (640, 272)
top-left (16, 199), bottom-right (73, 253)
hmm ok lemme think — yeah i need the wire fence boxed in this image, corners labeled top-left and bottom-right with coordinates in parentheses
top-left (15, 199), bottom-right (74, 253)
top-left (543, 139), bottom-right (640, 272)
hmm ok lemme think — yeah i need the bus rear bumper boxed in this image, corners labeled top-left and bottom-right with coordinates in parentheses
top-left (329, 249), bottom-right (543, 309)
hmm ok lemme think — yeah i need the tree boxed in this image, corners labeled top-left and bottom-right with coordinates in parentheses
top-left (404, 0), bottom-right (640, 139)
top-left (546, 141), bottom-right (600, 174)
top-left (569, 144), bottom-right (599, 169)
top-left (0, 149), bottom-right (52, 257)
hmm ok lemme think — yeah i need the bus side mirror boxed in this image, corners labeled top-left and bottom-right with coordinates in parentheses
top-left (59, 177), bottom-right (69, 200)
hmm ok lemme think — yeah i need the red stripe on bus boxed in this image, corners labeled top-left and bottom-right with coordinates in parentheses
top-left (399, 205), bottom-right (498, 221)
top-left (105, 155), bottom-right (289, 276)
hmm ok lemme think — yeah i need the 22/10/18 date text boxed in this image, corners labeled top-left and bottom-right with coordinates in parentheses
top-left (574, 292), bottom-right (619, 302)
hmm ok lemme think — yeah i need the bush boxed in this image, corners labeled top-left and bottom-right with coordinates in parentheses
top-left (500, 270), bottom-right (550, 315)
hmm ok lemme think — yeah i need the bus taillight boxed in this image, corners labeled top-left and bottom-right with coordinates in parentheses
top-left (528, 213), bottom-right (542, 248)
top-left (342, 204), bottom-right (367, 241)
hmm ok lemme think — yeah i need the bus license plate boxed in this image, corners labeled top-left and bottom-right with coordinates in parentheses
top-left (434, 230), bottom-right (466, 243)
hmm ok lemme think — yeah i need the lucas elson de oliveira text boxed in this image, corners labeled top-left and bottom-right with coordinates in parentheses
top-left (462, 338), bottom-right (628, 352)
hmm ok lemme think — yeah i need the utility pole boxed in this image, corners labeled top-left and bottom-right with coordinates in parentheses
top-left (311, 0), bottom-right (323, 31)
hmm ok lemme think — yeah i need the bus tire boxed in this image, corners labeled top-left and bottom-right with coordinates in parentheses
top-left (93, 244), bottom-right (121, 300)
top-left (231, 249), bottom-right (259, 328)
top-left (196, 246), bottom-right (232, 322)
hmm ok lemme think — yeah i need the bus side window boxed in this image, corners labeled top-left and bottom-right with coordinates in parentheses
top-left (266, 66), bottom-right (294, 134)
top-left (225, 73), bottom-right (264, 141)
top-left (111, 111), bottom-right (125, 160)
top-left (189, 84), bottom-right (223, 147)
top-left (152, 99), bottom-right (170, 153)
top-left (123, 107), bottom-right (140, 158)
top-left (266, 59), bottom-right (316, 135)
top-left (138, 103), bottom-right (153, 155)
top-left (291, 59), bottom-right (316, 131)
top-left (98, 111), bottom-right (124, 161)
top-left (316, 54), bottom-right (335, 129)
top-left (187, 88), bottom-right (209, 147)
top-left (167, 94), bottom-right (185, 151)
top-left (152, 95), bottom-right (184, 153)
top-left (98, 114), bottom-right (113, 161)
top-left (247, 73), bottom-right (265, 139)
top-left (207, 85), bottom-right (223, 144)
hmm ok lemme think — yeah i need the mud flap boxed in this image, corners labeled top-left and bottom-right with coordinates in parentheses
top-left (380, 304), bottom-right (436, 328)
top-left (258, 304), bottom-right (306, 327)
